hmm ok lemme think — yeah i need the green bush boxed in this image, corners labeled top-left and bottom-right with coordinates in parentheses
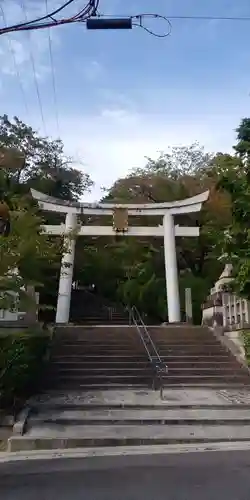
top-left (242, 330), bottom-right (250, 366)
top-left (0, 330), bottom-right (51, 412)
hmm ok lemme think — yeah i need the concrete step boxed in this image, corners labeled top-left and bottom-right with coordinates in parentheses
top-left (55, 343), bottom-right (144, 349)
top-left (9, 424), bottom-right (250, 452)
top-left (52, 354), bottom-right (232, 362)
top-left (157, 348), bottom-right (229, 355)
top-left (54, 337), bottom-right (135, 343)
top-left (162, 377), bottom-right (250, 384)
top-left (51, 361), bottom-right (241, 370)
top-left (48, 374), bottom-right (250, 386)
top-left (55, 347), bottom-right (227, 356)
top-left (51, 375), bottom-right (152, 384)
top-left (29, 407), bottom-right (250, 426)
top-left (51, 383), bottom-right (250, 390)
top-left (50, 365), bottom-right (152, 378)
top-left (47, 383), bottom-right (151, 390)
top-left (56, 327), bottom-right (133, 332)
top-left (51, 361), bottom-right (152, 368)
top-left (55, 337), bottom-right (218, 344)
top-left (167, 367), bottom-right (247, 375)
top-left (55, 338), bottom-right (223, 345)
top-left (156, 344), bottom-right (224, 349)
top-left (150, 332), bottom-right (213, 338)
top-left (52, 355), bottom-right (149, 362)
top-left (51, 363), bottom-right (244, 376)
top-left (54, 348), bottom-right (146, 355)
top-left (55, 327), bottom-right (211, 340)
top-left (56, 337), bottom-right (140, 343)
top-left (56, 346), bottom-right (143, 352)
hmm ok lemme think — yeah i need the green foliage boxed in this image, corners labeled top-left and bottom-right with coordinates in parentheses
top-left (0, 114), bottom-right (93, 201)
top-left (242, 330), bottom-right (250, 366)
top-left (234, 118), bottom-right (250, 164)
top-left (0, 115), bottom-right (94, 314)
top-left (216, 119), bottom-right (250, 299)
top-left (98, 144), bottom-right (231, 321)
top-left (0, 198), bottom-right (63, 311)
top-left (0, 330), bottom-right (51, 410)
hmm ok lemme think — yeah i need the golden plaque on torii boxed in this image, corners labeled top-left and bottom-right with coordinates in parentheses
top-left (113, 207), bottom-right (128, 233)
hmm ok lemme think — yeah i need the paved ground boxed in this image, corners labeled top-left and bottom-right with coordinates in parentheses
top-left (1, 449), bottom-right (250, 499)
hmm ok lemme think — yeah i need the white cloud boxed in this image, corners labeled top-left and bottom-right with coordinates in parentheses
top-left (42, 106), bottom-right (238, 201)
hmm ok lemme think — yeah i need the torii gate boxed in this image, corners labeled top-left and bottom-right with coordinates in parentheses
top-left (31, 189), bottom-right (209, 325)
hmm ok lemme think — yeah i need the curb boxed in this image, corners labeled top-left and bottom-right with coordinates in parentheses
top-left (2, 441), bottom-right (250, 464)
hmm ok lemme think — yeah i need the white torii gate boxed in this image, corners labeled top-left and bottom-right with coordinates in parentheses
top-left (31, 189), bottom-right (209, 325)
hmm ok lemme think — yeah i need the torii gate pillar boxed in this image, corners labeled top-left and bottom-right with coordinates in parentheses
top-left (55, 212), bottom-right (77, 324)
top-left (163, 212), bottom-right (180, 323)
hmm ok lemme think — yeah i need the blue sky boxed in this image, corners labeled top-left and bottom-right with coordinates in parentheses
top-left (1, 0), bottom-right (250, 200)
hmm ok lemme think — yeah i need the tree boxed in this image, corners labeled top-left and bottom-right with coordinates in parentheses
top-left (0, 198), bottom-right (63, 313)
top-left (0, 115), bottom-right (94, 317)
top-left (234, 118), bottom-right (250, 164)
top-left (0, 115), bottom-right (93, 201)
top-left (217, 119), bottom-right (250, 298)
top-left (97, 145), bottom-right (236, 322)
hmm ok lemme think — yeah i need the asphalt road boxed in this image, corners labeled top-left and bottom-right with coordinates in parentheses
top-left (1, 450), bottom-right (250, 499)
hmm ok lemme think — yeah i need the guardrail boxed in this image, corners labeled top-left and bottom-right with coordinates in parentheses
top-left (128, 305), bottom-right (168, 397)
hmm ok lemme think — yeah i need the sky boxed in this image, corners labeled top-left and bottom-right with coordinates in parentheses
top-left (1, 0), bottom-right (250, 201)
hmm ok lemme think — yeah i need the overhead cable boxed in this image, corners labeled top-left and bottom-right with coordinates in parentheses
top-left (0, 1), bottom-right (99, 34)
top-left (45, 0), bottom-right (60, 137)
top-left (1, 3), bottom-right (249, 37)
top-left (18, 0), bottom-right (47, 136)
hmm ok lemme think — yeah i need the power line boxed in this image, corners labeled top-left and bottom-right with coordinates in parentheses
top-left (18, 0), bottom-right (47, 136)
top-left (1, 2), bottom-right (250, 38)
top-left (0, 1), bottom-right (29, 116)
top-left (45, 0), bottom-right (60, 137)
top-left (0, 1), bottom-right (99, 34)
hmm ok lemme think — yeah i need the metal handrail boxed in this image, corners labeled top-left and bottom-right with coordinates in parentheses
top-left (131, 308), bottom-right (152, 362)
top-left (130, 306), bottom-right (161, 362)
top-left (128, 305), bottom-right (168, 396)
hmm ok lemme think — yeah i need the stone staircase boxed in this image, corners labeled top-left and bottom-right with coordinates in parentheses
top-left (9, 389), bottom-right (250, 452)
top-left (8, 324), bottom-right (250, 453)
top-left (149, 326), bottom-right (250, 387)
top-left (69, 290), bottom-right (130, 325)
top-left (47, 326), bottom-right (153, 390)
top-left (45, 325), bottom-right (250, 391)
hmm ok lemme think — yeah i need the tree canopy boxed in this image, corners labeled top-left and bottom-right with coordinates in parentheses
top-left (0, 198), bottom-right (62, 312)
top-left (0, 115), bottom-right (92, 315)
top-left (0, 115), bottom-right (93, 202)
top-left (216, 118), bottom-right (250, 298)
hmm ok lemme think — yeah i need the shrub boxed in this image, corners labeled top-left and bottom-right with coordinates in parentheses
top-left (0, 329), bottom-right (51, 412)
top-left (242, 329), bottom-right (250, 366)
